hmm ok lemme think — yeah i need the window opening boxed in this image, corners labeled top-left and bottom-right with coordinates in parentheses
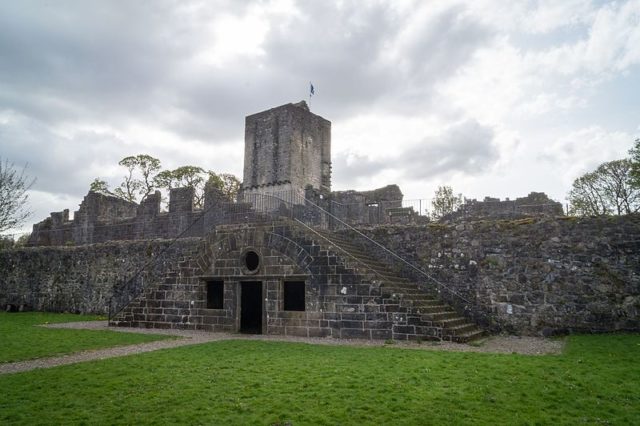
top-left (284, 281), bottom-right (305, 311)
top-left (206, 280), bottom-right (224, 309)
top-left (244, 251), bottom-right (260, 272)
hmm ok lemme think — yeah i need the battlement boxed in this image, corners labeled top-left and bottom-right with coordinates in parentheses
top-left (27, 186), bottom-right (234, 246)
top-left (453, 192), bottom-right (564, 220)
top-left (26, 101), bottom-right (565, 246)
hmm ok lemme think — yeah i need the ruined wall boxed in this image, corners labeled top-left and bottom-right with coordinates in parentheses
top-left (243, 101), bottom-right (331, 195)
top-left (3, 215), bottom-right (639, 336)
top-left (345, 214), bottom-right (640, 335)
top-left (329, 184), bottom-right (406, 225)
top-left (0, 239), bottom-right (201, 314)
top-left (450, 192), bottom-right (564, 221)
top-left (27, 186), bottom-right (240, 247)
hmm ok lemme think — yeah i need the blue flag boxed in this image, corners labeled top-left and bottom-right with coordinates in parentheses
top-left (310, 82), bottom-right (315, 96)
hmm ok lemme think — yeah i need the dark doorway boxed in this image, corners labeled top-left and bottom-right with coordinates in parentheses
top-left (240, 281), bottom-right (262, 334)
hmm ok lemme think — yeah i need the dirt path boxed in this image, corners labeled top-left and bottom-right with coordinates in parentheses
top-left (0, 321), bottom-right (564, 375)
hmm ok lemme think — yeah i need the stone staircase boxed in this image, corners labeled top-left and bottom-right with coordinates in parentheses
top-left (313, 228), bottom-right (485, 343)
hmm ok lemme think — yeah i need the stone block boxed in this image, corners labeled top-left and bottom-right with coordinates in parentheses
top-left (338, 328), bottom-right (369, 339)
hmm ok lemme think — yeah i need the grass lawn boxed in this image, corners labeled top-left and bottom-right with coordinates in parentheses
top-left (0, 312), bottom-right (172, 363)
top-left (1, 333), bottom-right (638, 425)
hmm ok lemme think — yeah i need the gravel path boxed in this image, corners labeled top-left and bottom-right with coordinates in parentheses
top-left (0, 322), bottom-right (564, 375)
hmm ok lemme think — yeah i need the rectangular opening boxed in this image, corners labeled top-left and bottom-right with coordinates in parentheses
top-left (241, 281), bottom-right (262, 334)
top-left (283, 281), bottom-right (305, 311)
top-left (206, 280), bottom-right (224, 309)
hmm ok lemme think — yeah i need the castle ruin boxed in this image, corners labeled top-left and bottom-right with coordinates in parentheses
top-left (3, 101), bottom-right (638, 340)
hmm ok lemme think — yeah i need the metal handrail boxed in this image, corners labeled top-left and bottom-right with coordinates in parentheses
top-left (108, 192), bottom-right (303, 321)
top-left (293, 195), bottom-right (476, 306)
top-left (108, 189), bottom-right (490, 323)
top-left (292, 218), bottom-right (390, 285)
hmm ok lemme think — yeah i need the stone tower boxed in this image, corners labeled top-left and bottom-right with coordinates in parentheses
top-left (242, 101), bottom-right (331, 198)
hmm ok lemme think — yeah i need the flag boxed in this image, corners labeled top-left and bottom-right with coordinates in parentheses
top-left (310, 82), bottom-right (315, 96)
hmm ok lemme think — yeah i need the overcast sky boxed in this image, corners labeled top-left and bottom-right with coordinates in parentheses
top-left (1, 0), bottom-right (639, 233)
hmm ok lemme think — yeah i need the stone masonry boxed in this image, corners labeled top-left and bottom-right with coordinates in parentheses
top-left (242, 101), bottom-right (331, 197)
top-left (4, 100), bottom-right (638, 341)
top-left (27, 185), bottom-right (238, 246)
top-left (345, 214), bottom-right (640, 335)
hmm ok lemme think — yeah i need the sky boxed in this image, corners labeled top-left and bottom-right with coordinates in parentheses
top-left (1, 0), bottom-right (639, 234)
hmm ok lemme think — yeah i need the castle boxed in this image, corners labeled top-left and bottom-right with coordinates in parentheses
top-left (3, 101), bottom-right (638, 340)
top-left (27, 101), bottom-right (562, 247)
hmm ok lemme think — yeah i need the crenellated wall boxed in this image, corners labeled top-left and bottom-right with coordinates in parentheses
top-left (27, 185), bottom-right (237, 247)
top-left (449, 192), bottom-right (564, 221)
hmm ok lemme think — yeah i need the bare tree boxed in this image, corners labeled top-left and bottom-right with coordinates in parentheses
top-left (0, 159), bottom-right (36, 233)
top-left (568, 159), bottom-right (639, 216)
top-left (630, 138), bottom-right (640, 189)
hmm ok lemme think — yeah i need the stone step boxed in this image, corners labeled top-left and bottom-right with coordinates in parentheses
top-left (340, 255), bottom-right (395, 271)
top-left (311, 226), bottom-right (486, 343)
top-left (444, 322), bottom-right (478, 335)
top-left (384, 294), bottom-right (435, 303)
top-left (437, 317), bottom-right (469, 328)
top-left (426, 311), bottom-right (458, 321)
top-left (321, 239), bottom-right (373, 256)
top-left (414, 299), bottom-right (458, 309)
top-left (339, 250), bottom-right (380, 263)
top-left (378, 287), bottom-right (418, 297)
top-left (418, 304), bottom-right (453, 312)
top-left (450, 329), bottom-right (486, 343)
top-left (379, 279), bottom-right (416, 288)
top-left (323, 243), bottom-right (390, 265)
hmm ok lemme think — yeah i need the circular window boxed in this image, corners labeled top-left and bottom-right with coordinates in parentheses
top-left (244, 250), bottom-right (260, 272)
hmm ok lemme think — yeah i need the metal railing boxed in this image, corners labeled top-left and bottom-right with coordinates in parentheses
top-left (289, 196), bottom-right (476, 306)
top-left (108, 190), bottom-right (493, 322)
top-left (328, 197), bottom-right (565, 221)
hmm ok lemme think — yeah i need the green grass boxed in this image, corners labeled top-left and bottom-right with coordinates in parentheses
top-left (1, 334), bottom-right (639, 425)
top-left (0, 312), bottom-right (172, 363)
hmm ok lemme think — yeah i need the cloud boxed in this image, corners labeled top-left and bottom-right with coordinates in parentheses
top-left (0, 0), bottom-right (492, 148)
top-left (524, 1), bottom-right (640, 76)
top-left (539, 126), bottom-right (634, 181)
top-left (332, 119), bottom-right (499, 187)
top-left (332, 152), bottom-right (388, 185)
top-left (399, 119), bottom-right (499, 179)
top-left (0, 112), bottom-right (125, 195)
top-left (1, 0), bottom-right (638, 233)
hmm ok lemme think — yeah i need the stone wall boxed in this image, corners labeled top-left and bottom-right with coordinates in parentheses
top-left (329, 184), bottom-right (405, 225)
top-left (4, 215), bottom-right (639, 336)
top-left (344, 214), bottom-right (640, 335)
top-left (27, 186), bottom-right (241, 247)
top-left (113, 222), bottom-right (405, 339)
top-left (0, 238), bottom-right (201, 314)
top-left (448, 192), bottom-right (564, 221)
